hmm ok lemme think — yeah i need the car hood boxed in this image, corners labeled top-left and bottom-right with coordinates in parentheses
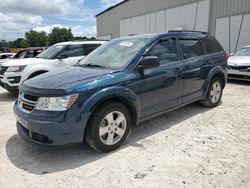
top-left (2, 58), bottom-right (49, 66)
top-left (0, 58), bottom-right (12, 64)
top-left (22, 66), bottom-right (117, 96)
top-left (228, 56), bottom-right (250, 66)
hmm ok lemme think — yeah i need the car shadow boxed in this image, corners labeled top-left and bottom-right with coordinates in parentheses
top-left (0, 90), bottom-right (17, 102)
top-left (227, 80), bottom-right (250, 86)
top-left (6, 102), bottom-right (212, 175)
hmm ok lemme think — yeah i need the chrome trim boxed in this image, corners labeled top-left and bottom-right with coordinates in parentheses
top-left (18, 91), bottom-right (37, 113)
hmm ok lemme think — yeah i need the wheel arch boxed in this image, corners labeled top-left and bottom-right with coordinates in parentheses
top-left (203, 66), bottom-right (227, 98)
top-left (81, 86), bottom-right (141, 134)
top-left (90, 96), bottom-right (138, 126)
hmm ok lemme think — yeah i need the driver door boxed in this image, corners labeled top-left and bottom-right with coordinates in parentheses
top-left (128, 38), bottom-right (184, 118)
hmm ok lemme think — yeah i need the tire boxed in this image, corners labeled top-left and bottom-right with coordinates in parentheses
top-left (201, 77), bottom-right (223, 107)
top-left (85, 101), bottom-right (131, 153)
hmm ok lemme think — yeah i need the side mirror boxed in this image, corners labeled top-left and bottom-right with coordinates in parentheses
top-left (58, 54), bottom-right (68, 59)
top-left (137, 56), bottom-right (160, 70)
top-left (78, 57), bottom-right (85, 63)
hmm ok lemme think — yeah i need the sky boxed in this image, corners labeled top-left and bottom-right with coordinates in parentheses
top-left (0, 0), bottom-right (123, 41)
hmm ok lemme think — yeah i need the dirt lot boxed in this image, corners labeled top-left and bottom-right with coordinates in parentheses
top-left (0, 82), bottom-right (250, 188)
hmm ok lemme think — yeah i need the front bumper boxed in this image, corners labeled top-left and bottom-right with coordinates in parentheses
top-left (0, 72), bottom-right (22, 87)
top-left (227, 69), bottom-right (250, 81)
top-left (0, 79), bottom-right (19, 93)
top-left (14, 101), bottom-right (89, 146)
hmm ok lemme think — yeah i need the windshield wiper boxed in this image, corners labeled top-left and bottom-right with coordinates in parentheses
top-left (83, 63), bottom-right (103, 68)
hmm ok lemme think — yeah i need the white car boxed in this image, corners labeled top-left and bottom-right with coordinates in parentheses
top-left (0, 41), bottom-right (106, 93)
top-left (0, 53), bottom-right (16, 64)
top-left (227, 46), bottom-right (250, 81)
top-left (0, 53), bottom-right (16, 59)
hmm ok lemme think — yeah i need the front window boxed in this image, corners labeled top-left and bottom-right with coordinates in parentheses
top-left (78, 38), bottom-right (148, 69)
top-left (147, 39), bottom-right (178, 65)
top-left (59, 45), bottom-right (84, 57)
top-left (37, 45), bottom-right (65, 59)
top-left (234, 48), bottom-right (250, 56)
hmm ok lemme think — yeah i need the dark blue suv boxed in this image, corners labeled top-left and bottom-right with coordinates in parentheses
top-left (14, 31), bottom-right (227, 152)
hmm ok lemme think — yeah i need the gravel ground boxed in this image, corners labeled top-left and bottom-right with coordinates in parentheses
top-left (0, 81), bottom-right (250, 188)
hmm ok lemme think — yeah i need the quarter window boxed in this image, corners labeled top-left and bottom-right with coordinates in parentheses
top-left (179, 39), bottom-right (204, 59)
top-left (147, 39), bottom-right (178, 65)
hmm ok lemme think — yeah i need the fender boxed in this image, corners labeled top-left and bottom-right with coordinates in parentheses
top-left (202, 66), bottom-right (227, 98)
top-left (80, 86), bottom-right (141, 126)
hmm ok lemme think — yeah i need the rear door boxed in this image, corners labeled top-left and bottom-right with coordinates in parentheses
top-left (179, 38), bottom-right (207, 103)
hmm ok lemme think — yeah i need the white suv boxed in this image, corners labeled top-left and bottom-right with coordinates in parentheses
top-left (0, 41), bottom-right (106, 94)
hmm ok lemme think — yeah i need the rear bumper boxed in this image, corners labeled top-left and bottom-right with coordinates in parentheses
top-left (227, 69), bottom-right (250, 81)
top-left (14, 101), bottom-right (89, 146)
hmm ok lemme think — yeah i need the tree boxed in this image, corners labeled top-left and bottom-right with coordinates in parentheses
top-left (25, 30), bottom-right (47, 47)
top-left (48, 27), bottom-right (74, 45)
top-left (9, 38), bottom-right (28, 48)
top-left (74, 36), bottom-right (89, 41)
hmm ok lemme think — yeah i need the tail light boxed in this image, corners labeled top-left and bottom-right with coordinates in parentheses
top-left (224, 53), bottom-right (229, 61)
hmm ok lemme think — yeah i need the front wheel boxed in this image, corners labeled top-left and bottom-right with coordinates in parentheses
top-left (85, 102), bottom-right (131, 153)
top-left (201, 77), bottom-right (223, 107)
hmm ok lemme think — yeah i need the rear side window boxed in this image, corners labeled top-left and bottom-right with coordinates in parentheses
top-left (83, 44), bottom-right (101, 56)
top-left (147, 39), bottom-right (178, 65)
top-left (201, 36), bottom-right (224, 54)
top-left (179, 39), bottom-right (204, 59)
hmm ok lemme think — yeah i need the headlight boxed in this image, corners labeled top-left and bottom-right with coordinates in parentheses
top-left (35, 94), bottom-right (79, 111)
top-left (7, 66), bottom-right (26, 72)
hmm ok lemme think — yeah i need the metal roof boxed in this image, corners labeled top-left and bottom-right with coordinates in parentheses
top-left (96, 0), bottom-right (129, 17)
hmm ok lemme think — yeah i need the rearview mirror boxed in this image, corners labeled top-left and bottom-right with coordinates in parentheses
top-left (137, 56), bottom-right (160, 70)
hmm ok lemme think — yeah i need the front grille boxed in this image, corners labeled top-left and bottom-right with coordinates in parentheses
top-left (0, 66), bottom-right (8, 75)
top-left (18, 91), bottom-right (38, 113)
top-left (228, 65), bottom-right (250, 72)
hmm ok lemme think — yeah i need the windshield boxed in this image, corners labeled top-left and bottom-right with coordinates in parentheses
top-left (78, 38), bottom-right (148, 69)
top-left (37, 45), bottom-right (65, 59)
top-left (234, 48), bottom-right (250, 56)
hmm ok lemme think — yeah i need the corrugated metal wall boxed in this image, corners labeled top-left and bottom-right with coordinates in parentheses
top-left (96, 0), bottom-right (250, 38)
top-left (97, 0), bottom-right (199, 38)
top-left (209, 0), bottom-right (250, 34)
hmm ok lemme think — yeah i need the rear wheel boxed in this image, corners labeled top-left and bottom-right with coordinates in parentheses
top-left (201, 77), bottom-right (223, 107)
top-left (85, 102), bottom-right (131, 153)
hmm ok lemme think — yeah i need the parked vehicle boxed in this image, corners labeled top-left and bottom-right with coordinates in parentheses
top-left (0, 53), bottom-right (16, 59)
top-left (14, 31), bottom-right (227, 152)
top-left (227, 46), bottom-right (250, 81)
top-left (0, 41), bottom-right (106, 94)
top-left (0, 47), bottom-right (45, 65)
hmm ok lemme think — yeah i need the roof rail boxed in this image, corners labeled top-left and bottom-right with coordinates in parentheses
top-left (168, 30), bottom-right (209, 35)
